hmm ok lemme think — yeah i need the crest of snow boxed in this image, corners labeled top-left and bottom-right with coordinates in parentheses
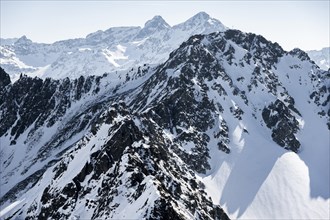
top-left (78, 48), bottom-right (92, 52)
top-left (131, 37), bottom-right (149, 46)
top-left (0, 199), bottom-right (25, 217)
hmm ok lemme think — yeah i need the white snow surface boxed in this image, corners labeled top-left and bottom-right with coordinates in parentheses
top-left (195, 44), bottom-right (330, 219)
top-left (307, 47), bottom-right (330, 70)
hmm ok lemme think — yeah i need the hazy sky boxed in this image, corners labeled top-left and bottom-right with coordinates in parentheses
top-left (0, 0), bottom-right (329, 51)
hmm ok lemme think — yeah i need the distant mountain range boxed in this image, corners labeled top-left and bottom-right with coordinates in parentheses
top-left (0, 12), bottom-right (226, 81)
top-left (0, 38), bottom-right (18, 46)
top-left (1, 13), bottom-right (328, 82)
top-left (307, 47), bottom-right (330, 70)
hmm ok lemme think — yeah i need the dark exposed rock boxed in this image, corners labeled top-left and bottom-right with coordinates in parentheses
top-left (0, 67), bottom-right (11, 88)
top-left (149, 198), bottom-right (185, 220)
top-left (224, 29), bottom-right (284, 66)
top-left (262, 99), bottom-right (301, 152)
top-left (289, 48), bottom-right (311, 61)
top-left (0, 73), bottom-right (103, 140)
top-left (215, 118), bottom-right (231, 153)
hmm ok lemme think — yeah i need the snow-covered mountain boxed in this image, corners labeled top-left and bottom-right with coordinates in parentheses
top-left (1, 26), bottom-right (329, 219)
top-left (0, 38), bottom-right (18, 46)
top-left (307, 47), bottom-right (330, 70)
top-left (0, 12), bottom-right (227, 81)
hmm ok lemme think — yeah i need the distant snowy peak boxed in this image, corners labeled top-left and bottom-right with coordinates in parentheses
top-left (184, 11), bottom-right (212, 24)
top-left (144, 15), bottom-right (170, 29)
top-left (174, 11), bottom-right (227, 33)
top-left (135, 15), bottom-right (170, 39)
top-left (14, 35), bottom-right (33, 46)
top-left (307, 47), bottom-right (330, 70)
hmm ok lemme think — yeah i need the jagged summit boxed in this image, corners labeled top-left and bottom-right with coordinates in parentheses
top-left (135, 15), bottom-right (170, 38)
top-left (184, 11), bottom-right (215, 25)
top-left (190, 11), bottom-right (211, 20)
top-left (14, 35), bottom-right (33, 45)
top-left (144, 15), bottom-right (170, 29)
top-left (289, 48), bottom-right (311, 61)
top-left (174, 12), bottom-right (227, 33)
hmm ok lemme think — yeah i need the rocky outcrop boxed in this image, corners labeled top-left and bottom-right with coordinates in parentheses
top-left (262, 100), bottom-right (300, 152)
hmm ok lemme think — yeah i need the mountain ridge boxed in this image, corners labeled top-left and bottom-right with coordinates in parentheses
top-left (307, 47), bottom-right (330, 70)
top-left (1, 13), bottom-right (328, 81)
top-left (0, 12), bottom-right (227, 81)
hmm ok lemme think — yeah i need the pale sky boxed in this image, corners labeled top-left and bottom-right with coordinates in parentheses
top-left (0, 0), bottom-right (329, 51)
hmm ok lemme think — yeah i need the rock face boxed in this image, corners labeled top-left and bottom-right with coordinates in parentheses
top-left (262, 99), bottom-right (300, 152)
top-left (0, 28), bottom-right (329, 219)
top-left (0, 67), bottom-right (11, 88)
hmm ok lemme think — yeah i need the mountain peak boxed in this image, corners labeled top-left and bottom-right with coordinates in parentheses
top-left (14, 35), bottom-right (33, 45)
top-left (289, 48), bottom-right (311, 61)
top-left (174, 12), bottom-right (227, 33)
top-left (191, 11), bottom-right (210, 20)
top-left (135, 15), bottom-right (170, 39)
top-left (144, 15), bottom-right (170, 29)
